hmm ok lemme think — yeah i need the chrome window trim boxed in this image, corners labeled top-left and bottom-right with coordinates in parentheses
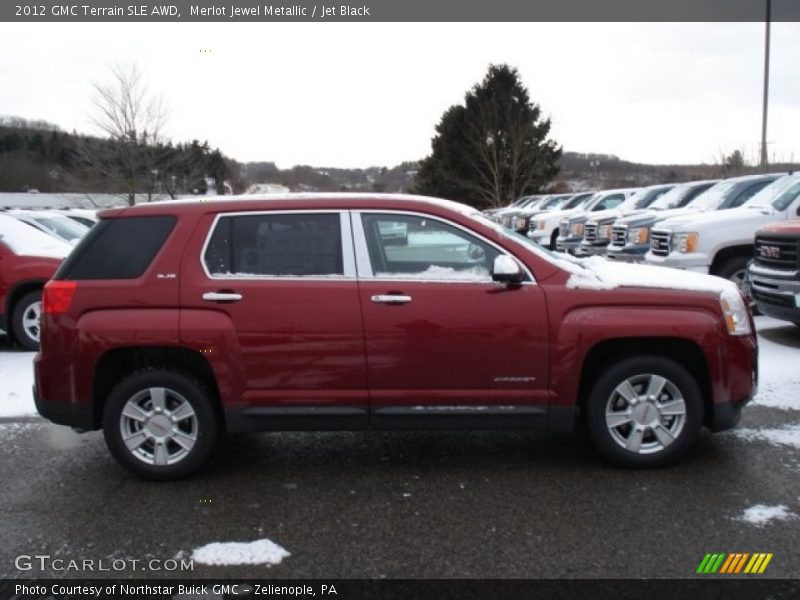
top-left (350, 209), bottom-right (536, 285)
top-left (199, 209), bottom-right (357, 281)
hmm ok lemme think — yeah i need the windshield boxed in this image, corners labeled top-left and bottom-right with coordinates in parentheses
top-left (632, 187), bottom-right (671, 209)
top-left (745, 175), bottom-right (800, 210)
top-left (31, 215), bottom-right (90, 242)
top-left (562, 193), bottom-right (594, 210)
top-left (539, 195), bottom-right (566, 209)
top-left (688, 181), bottom-right (737, 211)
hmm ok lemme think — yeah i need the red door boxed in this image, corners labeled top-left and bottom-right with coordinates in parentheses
top-left (353, 211), bottom-right (550, 417)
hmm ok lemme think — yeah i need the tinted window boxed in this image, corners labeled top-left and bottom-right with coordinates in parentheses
top-left (204, 213), bottom-right (343, 277)
top-left (680, 183), bottom-right (715, 207)
top-left (361, 214), bottom-right (500, 281)
top-left (56, 216), bottom-right (176, 280)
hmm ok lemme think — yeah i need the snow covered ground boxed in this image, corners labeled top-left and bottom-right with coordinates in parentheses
top-left (1, 316), bottom-right (798, 418)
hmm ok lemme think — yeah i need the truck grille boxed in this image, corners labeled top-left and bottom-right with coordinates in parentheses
top-left (752, 288), bottom-right (795, 309)
top-left (753, 235), bottom-right (799, 271)
top-left (584, 223), bottom-right (597, 242)
top-left (611, 226), bottom-right (627, 247)
top-left (559, 221), bottom-right (568, 238)
top-left (650, 230), bottom-right (672, 256)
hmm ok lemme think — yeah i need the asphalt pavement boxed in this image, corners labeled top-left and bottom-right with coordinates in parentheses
top-left (1, 331), bottom-right (799, 580)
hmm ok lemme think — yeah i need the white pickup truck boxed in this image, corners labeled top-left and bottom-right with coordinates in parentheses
top-left (645, 173), bottom-right (800, 293)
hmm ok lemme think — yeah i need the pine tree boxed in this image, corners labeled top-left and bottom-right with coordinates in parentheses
top-left (414, 64), bottom-right (561, 209)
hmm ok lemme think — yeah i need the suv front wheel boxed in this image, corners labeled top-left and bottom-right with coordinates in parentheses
top-left (103, 369), bottom-right (218, 480)
top-left (586, 356), bottom-right (703, 468)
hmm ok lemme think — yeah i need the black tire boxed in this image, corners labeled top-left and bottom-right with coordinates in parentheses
top-left (102, 369), bottom-right (219, 480)
top-left (585, 355), bottom-right (703, 468)
top-left (549, 229), bottom-right (559, 251)
top-left (11, 290), bottom-right (43, 351)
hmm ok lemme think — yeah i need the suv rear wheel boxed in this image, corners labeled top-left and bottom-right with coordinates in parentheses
top-left (102, 369), bottom-right (218, 480)
top-left (12, 290), bottom-right (43, 351)
top-left (586, 356), bottom-right (703, 468)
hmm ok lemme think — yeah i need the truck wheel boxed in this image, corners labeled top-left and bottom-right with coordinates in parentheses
top-left (549, 229), bottom-right (559, 250)
top-left (586, 356), bottom-right (703, 468)
top-left (11, 290), bottom-right (43, 351)
top-left (103, 369), bottom-right (218, 480)
top-left (715, 256), bottom-right (750, 297)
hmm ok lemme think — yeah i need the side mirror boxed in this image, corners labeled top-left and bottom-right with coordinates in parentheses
top-left (492, 255), bottom-right (524, 284)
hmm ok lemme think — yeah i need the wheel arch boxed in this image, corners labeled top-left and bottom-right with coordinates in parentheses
top-left (710, 244), bottom-right (753, 275)
top-left (577, 337), bottom-right (714, 428)
top-left (92, 346), bottom-right (224, 430)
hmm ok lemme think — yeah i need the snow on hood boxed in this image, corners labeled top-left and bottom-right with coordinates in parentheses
top-left (0, 214), bottom-right (71, 259)
top-left (656, 205), bottom-right (777, 231)
top-left (561, 255), bottom-right (738, 295)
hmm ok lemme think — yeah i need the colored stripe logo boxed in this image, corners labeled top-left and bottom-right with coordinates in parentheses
top-left (696, 553), bottom-right (773, 574)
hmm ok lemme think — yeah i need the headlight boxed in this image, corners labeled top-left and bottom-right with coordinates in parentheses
top-left (515, 217), bottom-right (528, 230)
top-left (675, 232), bottom-right (699, 253)
top-left (598, 225), bottom-right (612, 239)
top-left (628, 227), bottom-right (649, 244)
top-left (719, 288), bottom-right (752, 336)
top-left (537, 219), bottom-right (546, 230)
top-left (570, 223), bottom-right (584, 236)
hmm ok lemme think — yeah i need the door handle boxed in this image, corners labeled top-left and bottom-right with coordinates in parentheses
top-left (202, 291), bottom-right (243, 302)
top-left (371, 294), bottom-right (412, 304)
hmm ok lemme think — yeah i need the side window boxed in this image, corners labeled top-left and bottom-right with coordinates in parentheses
top-left (595, 194), bottom-right (624, 210)
top-left (731, 181), bottom-right (771, 207)
top-left (360, 214), bottom-right (500, 281)
top-left (204, 213), bottom-right (343, 277)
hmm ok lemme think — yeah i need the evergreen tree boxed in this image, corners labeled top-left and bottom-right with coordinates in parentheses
top-left (415, 64), bottom-right (561, 209)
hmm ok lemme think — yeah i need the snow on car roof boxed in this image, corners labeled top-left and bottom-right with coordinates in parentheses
top-left (0, 213), bottom-right (71, 258)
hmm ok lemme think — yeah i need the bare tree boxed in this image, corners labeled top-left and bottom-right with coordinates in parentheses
top-left (88, 64), bottom-right (168, 205)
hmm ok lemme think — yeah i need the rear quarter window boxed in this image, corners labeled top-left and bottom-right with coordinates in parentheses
top-left (55, 216), bottom-right (176, 280)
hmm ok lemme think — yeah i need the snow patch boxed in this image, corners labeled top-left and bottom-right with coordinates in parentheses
top-left (0, 352), bottom-right (37, 417)
top-left (737, 504), bottom-right (797, 527)
top-left (0, 213), bottom-right (71, 259)
top-left (191, 538), bottom-right (290, 567)
top-left (375, 265), bottom-right (491, 282)
top-left (565, 256), bottom-right (737, 295)
top-left (733, 426), bottom-right (800, 450)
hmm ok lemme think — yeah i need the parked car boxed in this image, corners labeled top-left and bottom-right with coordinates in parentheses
top-left (748, 220), bottom-right (800, 324)
top-left (555, 188), bottom-right (640, 254)
top-left (35, 194), bottom-right (756, 479)
top-left (512, 194), bottom-right (574, 234)
top-left (483, 195), bottom-right (532, 217)
top-left (497, 195), bottom-right (545, 228)
top-left (577, 184), bottom-right (675, 257)
top-left (0, 214), bottom-right (70, 350)
top-left (607, 180), bottom-right (719, 263)
top-left (7, 209), bottom-right (91, 245)
top-left (646, 174), bottom-right (800, 295)
top-left (526, 192), bottom-right (597, 249)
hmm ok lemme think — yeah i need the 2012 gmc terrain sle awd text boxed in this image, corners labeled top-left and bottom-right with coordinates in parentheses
top-left (34, 194), bottom-right (757, 479)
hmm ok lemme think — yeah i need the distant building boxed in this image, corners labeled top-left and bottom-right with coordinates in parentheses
top-left (245, 183), bottom-right (291, 195)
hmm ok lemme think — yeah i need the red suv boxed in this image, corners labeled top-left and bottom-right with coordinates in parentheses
top-left (0, 214), bottom-right (70, 350)
top-left (35, 195), bottom-right (758, 479)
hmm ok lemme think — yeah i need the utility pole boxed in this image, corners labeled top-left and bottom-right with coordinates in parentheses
top-left (760, 0), bottom-right (771, 168)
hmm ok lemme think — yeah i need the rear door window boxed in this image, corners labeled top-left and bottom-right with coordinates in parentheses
top-left (203, 212), bottom-right (344, 277)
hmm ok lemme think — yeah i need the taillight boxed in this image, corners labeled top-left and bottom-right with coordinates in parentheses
top-left (43, 280), bottom-right (77, 315)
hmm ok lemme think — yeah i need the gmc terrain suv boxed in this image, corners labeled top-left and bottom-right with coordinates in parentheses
top-left (0, 214), bottom-right (70, 350)
top-left (35, 194), bottom-right (757, 479)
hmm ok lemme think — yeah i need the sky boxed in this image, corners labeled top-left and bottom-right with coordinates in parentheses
top-left (1, 22), bottom-right (799, 169)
